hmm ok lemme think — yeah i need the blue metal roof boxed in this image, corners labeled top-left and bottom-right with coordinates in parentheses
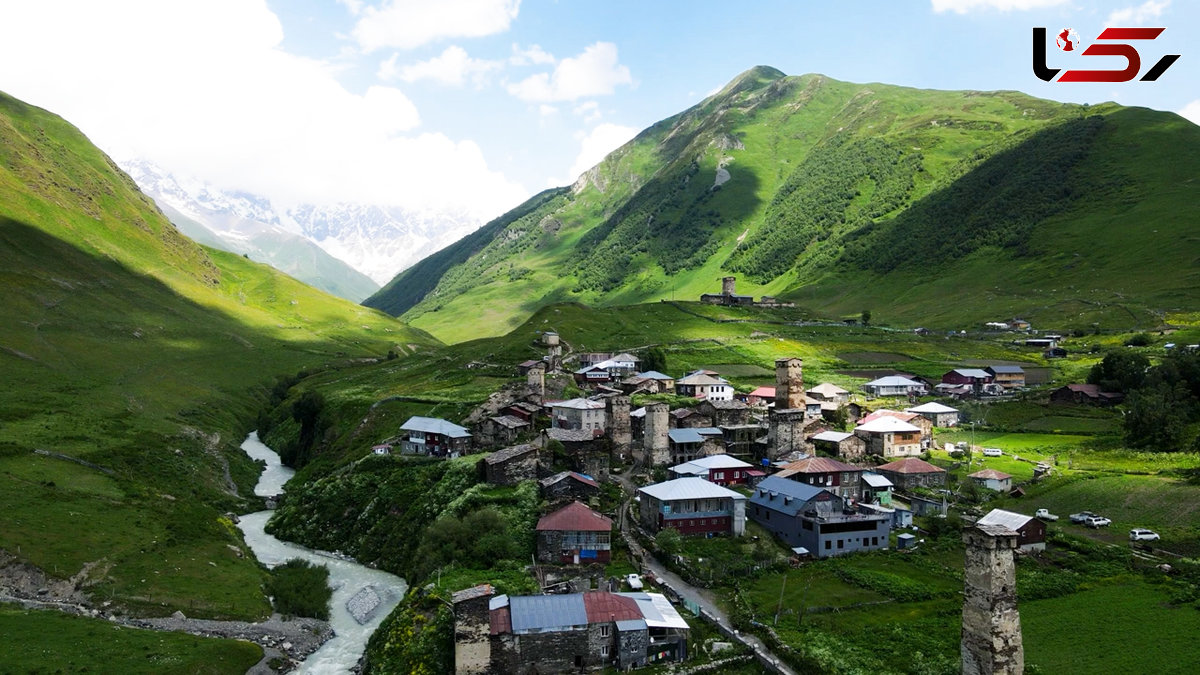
top-left (749, 476), bottom-right (827, 517)
top-left (508, 594), bottom-right (587, 632)
top-left (399, 416), bottom-right (471, 438)
top-left (667, 427), bottom-right (722, 444)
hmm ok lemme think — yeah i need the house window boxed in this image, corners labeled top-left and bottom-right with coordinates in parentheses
top-left (872, 537), bottom-right (879, 546)
top-left (601, 625), bottom-right (610, 637)
top-left (837, 539), bottom-right (844, 549)
top-left (825, 540), bottom-right (831, 550)
top-left (601, 645), bottom-right (610, 657)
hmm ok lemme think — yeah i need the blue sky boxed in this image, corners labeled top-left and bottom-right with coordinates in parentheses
top-left (0, 0), bottom-right (1195, 221)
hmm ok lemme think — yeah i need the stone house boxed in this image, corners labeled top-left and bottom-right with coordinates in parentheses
top-left (536, 501), bottom-right (613, 564)
top-left (667, 427), bottom-right (724, 464)
top-left (453, 584), bottom-right (495, 675)
top-left (399, 416), bottom-right (472, 457)
top-left (480, 415), bottom-right (531, 447)
top-left (748, 476), bottom-right (890, 558)
top-left (808, 382), bottom-right (850, 405)
top-left (969, 469), bottom-right (1013, 492)
top-left (540, 470), bottom-right (601, 504)
top-left (637, 477), bottom-right (746, 537)
top-left (696, 399), bottom-right (751, 427)
top-left (620, 370), bottom-right (675, 395)
top-left (487, 591), bottom-right (689, 673)
top-left (670, 408), bottom-right (714, 429)
top-left (545, 427), bottom-right (609, 478)
top-left (810, 430), bottom-right (867, 461)
top-left (483, 444), bottom-right (539, 486)
top-left (976, 508), bottom-right (1046, 552)
top-left (854, 416), bottom-right (922, 458)
top-left (551, 398), bottom-right (607, 432)
top-left (874, 457), bottom-right (947, 490)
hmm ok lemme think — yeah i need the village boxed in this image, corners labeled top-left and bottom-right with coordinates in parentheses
top-left (359, 305), bottom-right (1150, 675)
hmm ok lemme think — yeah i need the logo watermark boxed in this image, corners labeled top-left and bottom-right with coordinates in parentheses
top-left (1033, 26), bottom-right (1180, 82)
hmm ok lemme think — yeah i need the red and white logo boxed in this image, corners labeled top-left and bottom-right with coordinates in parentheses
top-left (1034, 26), bottom-right (1180, 82)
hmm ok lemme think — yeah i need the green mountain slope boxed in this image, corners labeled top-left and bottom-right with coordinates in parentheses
top-left (365, 67), bottom-right (1200, 343)
top-left (0, 90), bottom-right (437, 619)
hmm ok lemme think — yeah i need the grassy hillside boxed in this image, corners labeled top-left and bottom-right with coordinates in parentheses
top-left (0, 90), bottom-right (437, 620)
top-left (364, 67), bottom-right (1200, 343)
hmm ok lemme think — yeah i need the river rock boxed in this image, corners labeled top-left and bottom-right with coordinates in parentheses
top-left (346, 585), bottom-right (382, 625)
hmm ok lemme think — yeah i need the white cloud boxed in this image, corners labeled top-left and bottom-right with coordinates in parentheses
top-left (560, 123), bottom-right (639, 185)
top-left (507, 42), bottom-right (633, 102)
top-left (1179, 100), bottom-right (1200, 126)
top-left (573, 101), bottom-right (602, 123)
top-left (1106, 0), bottom-right (1171, 26)
top-left (337, 0), bottom-right (364, 16)
top-left (931, 0), bottom-right (1068, 13)
top-left (382, 45), bottom-right (502, 86)
top-left (510, 43), bottom-right (556, 66)
top-left (352, 0), bottom-right (520, 52)
top-left (538, 105), bottom-right (559, 117)
top-left (0, 0), bottom-right (526, 218)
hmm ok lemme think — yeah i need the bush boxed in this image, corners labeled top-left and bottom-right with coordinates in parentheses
top-left (1124, 333), bottom-right (1153, 347)
top-left (266, 558), bottom-right (331, 620)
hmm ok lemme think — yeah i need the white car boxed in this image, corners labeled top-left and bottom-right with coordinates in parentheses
top-left (1084, 516), bottom-right (1112, 528)
top-left (625, 573), bottom-right (644, 590)
top-left (1130, 528), bottom-right (1160, 542)
top-left (982, 447), bottom-right (1003, 457)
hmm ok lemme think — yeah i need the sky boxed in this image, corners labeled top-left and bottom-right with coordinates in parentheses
top-left (0, 0), bottom-right (1196, 222)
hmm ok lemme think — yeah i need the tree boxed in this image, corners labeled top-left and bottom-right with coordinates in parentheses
top-left (289, 390), bottom-right (328, 467)
top-left (642, 347), bottom-right (667, 373)
top-left (1087, 350), bottom-right (1149, 393)
top-left (1123, 381), bottom-right (1192, 451)
top-left (655, 527), bottom-right (683, 557)
top-left (861, 310), bottom-right (872, 326)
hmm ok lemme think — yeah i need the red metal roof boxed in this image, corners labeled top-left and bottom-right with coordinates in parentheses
top-left (536, 501), bottom-right (613, 532)
top-left (780, 456), bottom-right (861, 474)
top-left (969, 469), bottom-right (1012, 480)
top-left (582, 591), bottom-right (642, 623)
top-left (876, 457), bottom-right (946, 474)
top-left (858, 409), bottom-right (921, 425)
top-left (748, 386), bottom-right (776, 398)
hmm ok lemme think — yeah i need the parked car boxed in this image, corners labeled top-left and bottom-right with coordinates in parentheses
top-left (1069, 511), bottom-right (1097, 524)
top-left (1035, 508), bottom-right (1059, 522)
top-left (1084, 516), bottom-right (1112, 528)
top-left (1130, 528), bottom-right (1160, 542)
top-left (982, 447), bottom-right (1003, 457)
top-left (625, 573), bottom-right (644, 590)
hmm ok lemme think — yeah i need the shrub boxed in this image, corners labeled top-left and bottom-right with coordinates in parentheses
top-left (266, 558), bottom-right (331, 620)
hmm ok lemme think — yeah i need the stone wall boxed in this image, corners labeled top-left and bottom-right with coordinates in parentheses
top-left (607, 396), bottom-right (632, 458)
top-left (775, 358), bottom-right (805, 410)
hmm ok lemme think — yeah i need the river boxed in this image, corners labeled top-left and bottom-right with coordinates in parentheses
top-left (237, 432), bottom-right (408, 674)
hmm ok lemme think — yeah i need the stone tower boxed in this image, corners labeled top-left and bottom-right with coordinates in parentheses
top-left (962, 524), bottom-right (1024, 675)
top-left (722, 276), bottom-right (737, 296)
top-left (607, 396), bottom-right (632, 459)
top-left (769, 409), bottom-right (807, 459)
top-left (643, 403), bottom-right (670, 466)
top-left (542, 331), bottom-right (562, 370)
top-left (453, 584), bottom-right (495, 674)
top-left (526, 361), bottom-right (546, 402)
top-left (775, 357), bottom-right (805, 411)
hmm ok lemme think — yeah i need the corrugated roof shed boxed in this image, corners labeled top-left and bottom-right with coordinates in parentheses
top-left (583, 591), bottom-right (641, 622)
top-left (671, 455), bottom-right (753, 474)
top-left (906, 402), bottom-right (959, 414)
top-left (969, 469), bottom-right (1013, 480)
top-left (508, 595), bottom-right (588, 632)
top-left (484, 443), bottom-right (537, 465)
top-left (668, 427), bottom-right (722, 444)
top-left (811, 430), bottom-right (854, 443)
top-left (856, 416), bottom-right (921, 433)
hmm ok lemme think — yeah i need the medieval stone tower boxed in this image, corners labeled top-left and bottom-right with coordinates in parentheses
top-left (453, 584), bottom-right (495, 674)
top-left (643, 403), bottom-right (670, 466)
top-left (962, 524), bottom-right (1024, 675)
top-left (721, 276), bottom-right (737, 296)
top-left (542, 331), bottom-right (562, 370)
top-left (607, 395), bottom-right (632, 458)
top-left (526, 361), bottom-right (546, 402)
top-left (775, 357), bottom-right (805, 411)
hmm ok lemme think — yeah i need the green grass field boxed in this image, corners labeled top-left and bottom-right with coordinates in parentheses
top-left (1023, 580), bottom-right (1200, 674)
top-left (0, 604), bottom-right (262, 674)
